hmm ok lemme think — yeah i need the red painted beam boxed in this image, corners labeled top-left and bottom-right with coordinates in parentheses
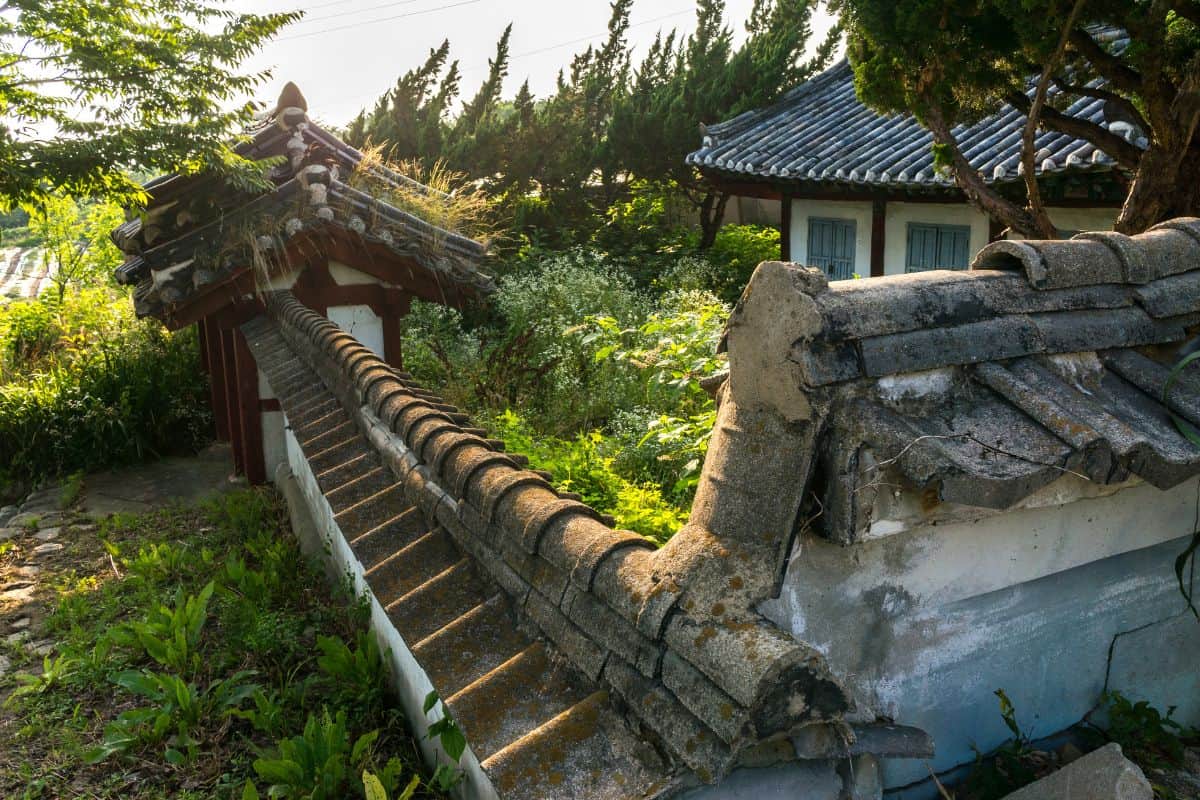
top-left (207, 319), bottom-right (230, 442)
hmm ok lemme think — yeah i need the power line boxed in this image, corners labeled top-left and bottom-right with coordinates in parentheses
top-left (287, 0), bottom-right (425, 28)
top-left (277, 0), bottom-right (483, 41)
top-left (330, 7), bottom-right (695, 111)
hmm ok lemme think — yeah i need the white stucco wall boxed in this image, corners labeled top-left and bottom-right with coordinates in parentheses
top-left (761, 476), bottom-right (1200, 795)
top-left (328, 304), bottom-right (384, 359)
top-left (329, 260), bottom-right (381, 287)
top-left (784, 198), bottom-right (1121, 277)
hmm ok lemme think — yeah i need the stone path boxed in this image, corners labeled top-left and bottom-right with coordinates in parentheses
top-left (0, 444), bottom-right (240, 678)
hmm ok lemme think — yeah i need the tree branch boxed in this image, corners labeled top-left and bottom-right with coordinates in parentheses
top-left (923, 104), bottom-right (1041, 237)
top-left (1068, 29), bottom-right (1143, 94)
top-left (1022, 0), bottom-right (1086, 240)
top-left (1051, 77), bottom-right (1151, 132)
top-left (1006, 90), bottom-right (1145, 168)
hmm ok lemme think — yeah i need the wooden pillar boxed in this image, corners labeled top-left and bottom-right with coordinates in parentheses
top-left (234, 330), bottom-right (266, 485)
top-left (780, 194), bottom-right (793, 261)
top-left (207, 319), bottom-right (230, 442)
top-left (381, 294), bottom-right (411, 368)
top-left (220, 328), bottom-right (244, 475)
top-left (197, 318), bottom-right (210, 374)
top-left (870, 197), bottom-right (887, 277)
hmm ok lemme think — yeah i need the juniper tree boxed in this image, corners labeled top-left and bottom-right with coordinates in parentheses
top-left (834, 0), bottom-right (1200, 235)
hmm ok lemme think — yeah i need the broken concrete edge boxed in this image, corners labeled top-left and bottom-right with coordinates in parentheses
top-left (255, 291), bottom-right (866, 783)
top-left (273, 448), bottom-right (501, 800)
top-left (998, 742), bottom-right (1153, 800)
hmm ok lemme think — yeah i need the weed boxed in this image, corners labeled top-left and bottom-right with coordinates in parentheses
top-left (422, 691), bottom-right (465, 791)
top-left (107, 581), bottom-right (215, 674)
top-left (88, 668), bottom-right (259, 764)
top-left (961, 690), bottom-right (1040, 800)
top-left (5, 655), bottom-right (77, 703)
top-left (58, 471), bottom-right (84, 509)
top-left (251, 709), bottom-right (379, 799)
top-left (1086, 691), bottom-right (1197, 771)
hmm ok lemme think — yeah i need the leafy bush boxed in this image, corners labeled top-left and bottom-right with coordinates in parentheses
top-left (487, 409), bottom-right (686, 544)
top-left (0, 288), bottom-right (211, 492)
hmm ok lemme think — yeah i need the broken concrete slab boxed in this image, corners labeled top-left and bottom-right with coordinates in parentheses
top-left (999, 743), bottom-right (1151, 800)
top-left (34, 528), bottom-right (60, 542)
top-left (0, 654), bottom-right (9, 677)
top-left (18, 487), bottom-right (62, 515)
top-left (0, 505), bottom-right (16, 526)
top-left (31, 542), bottom-right (63, 555)
top-left (1, 584), bottom-right (35, 604)
top-left (0, 527), bottom-right (18, 541)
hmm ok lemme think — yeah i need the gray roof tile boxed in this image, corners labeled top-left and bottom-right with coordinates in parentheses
top-left (687, 57), bottom-right (1142, 189)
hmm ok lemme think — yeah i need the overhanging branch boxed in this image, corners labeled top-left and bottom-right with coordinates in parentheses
top-left (1006, 90), bottom-right (1144, 168)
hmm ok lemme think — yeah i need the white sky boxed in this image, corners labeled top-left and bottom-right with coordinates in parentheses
top-left (238, 0), bottom-right (838, 128)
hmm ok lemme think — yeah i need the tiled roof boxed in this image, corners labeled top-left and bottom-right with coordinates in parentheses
top-left (718, 218), bottom-right (1200, 544)
top-left (686, 52), bottom-right (1142, 189)
top-left (241, 290), bottom-right (874, 797)
top-left (111, 88), bottom-right (493, 321)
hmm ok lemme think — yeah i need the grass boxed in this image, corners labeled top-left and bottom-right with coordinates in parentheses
top-left (0, 489), bottom-right (448, 800)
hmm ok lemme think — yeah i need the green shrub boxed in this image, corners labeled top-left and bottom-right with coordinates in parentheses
top-left (0, 288), bottom-right (211, 491)
top-left (487, 409), bottom-right (686, 544)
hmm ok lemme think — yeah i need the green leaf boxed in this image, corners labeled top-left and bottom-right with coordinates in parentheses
top-left (441, 722), bottom-right (467, 762)
top-left (422, 690), bottom-right (439, 715)
top-left (253, 758), bottom-right (306, 786)
top-left (362, 771), bottom-right (388, 800)
top-left (242, 781), bottom-right (261, 800)
top-left (351, 729), bottom-right (380, 765)
top-left (164, 748), bottom-right (185, 765)
top-left (396, 774), bottom-right (420, 800)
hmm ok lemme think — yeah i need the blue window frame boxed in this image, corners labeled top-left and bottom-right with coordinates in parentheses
top-left (807, 217), bottom-right (856, 280)
top-left (905, 223), bottom-right (972, 272)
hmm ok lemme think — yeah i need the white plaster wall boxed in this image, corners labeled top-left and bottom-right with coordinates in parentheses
top-left (882, 202), bottom-right (990, 276)
top-left (262, 410), bottom-right (288, 480)
top-left (264, 266), bottom-right (300, 291)
top-left (725, 197), bottom-right (782, 228)
top-left (329, 259), bottom-right (384, 287)
top-left (788, 199), bottom-right (874, 277)
top-left (1041, 206), bottom-right (1119, 236)
top-left (328, 304), bottom-right (384, 359)
top-left (283, 428), bottom-right (499, 800)
top-left (762, 477), bottom-right (1200, 794)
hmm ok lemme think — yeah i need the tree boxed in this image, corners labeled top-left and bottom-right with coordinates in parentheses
top-left (833, 0), bottom-right (1200, 235)
top-left (27, 195), bottom-right (124, 302)
top-left (608, 0), bottom-right (839, 247)
top-left (0, 0), bottom-right (299, 210)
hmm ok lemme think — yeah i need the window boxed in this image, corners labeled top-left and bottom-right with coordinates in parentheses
top-left (807, 217), bottom-right (856, 280)
top-left (905, 223), bottom-right (972, 272)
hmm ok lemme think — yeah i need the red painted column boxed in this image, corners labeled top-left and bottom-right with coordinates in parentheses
top-left (197, 318), bottom-right (210, 375)
top-left (234, 329), bottom-right (266, 485)
top-left (207, 320), bottom-right (230, 442)
top-left (220, 328), bottom-right (244, 475)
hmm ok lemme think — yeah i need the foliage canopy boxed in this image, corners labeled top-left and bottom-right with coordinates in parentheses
top-left (833, 0), bottom-right (1200, 234)
top-left (0, 0), bottom-right (298, 209)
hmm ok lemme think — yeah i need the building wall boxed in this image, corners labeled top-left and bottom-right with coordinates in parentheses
top-left (760, 475), bottom-right (1200, 796)
top-left (784, 197), bottom-right (1120, 277)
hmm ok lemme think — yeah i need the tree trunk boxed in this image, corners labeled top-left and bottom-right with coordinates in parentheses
top-left (1115, 141), bottom-right (1200, 233)
top-left (924, 106), bottom-right (1046, 238)
top-left (698, 190), bottom-right (729, 250)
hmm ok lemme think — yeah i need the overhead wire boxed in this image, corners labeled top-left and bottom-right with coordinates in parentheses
top-left (277, 0), bottom-right (483, 41)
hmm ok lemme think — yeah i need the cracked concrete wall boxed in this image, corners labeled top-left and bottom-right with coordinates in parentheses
top-left (760, 476), bottom-right (1200, 796)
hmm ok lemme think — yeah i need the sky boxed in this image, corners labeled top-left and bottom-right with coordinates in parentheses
top-left (239, 0), bottom-right (838, 128)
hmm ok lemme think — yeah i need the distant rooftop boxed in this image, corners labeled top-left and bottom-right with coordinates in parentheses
top-left (687, 50), bottom-right (1144, 191)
